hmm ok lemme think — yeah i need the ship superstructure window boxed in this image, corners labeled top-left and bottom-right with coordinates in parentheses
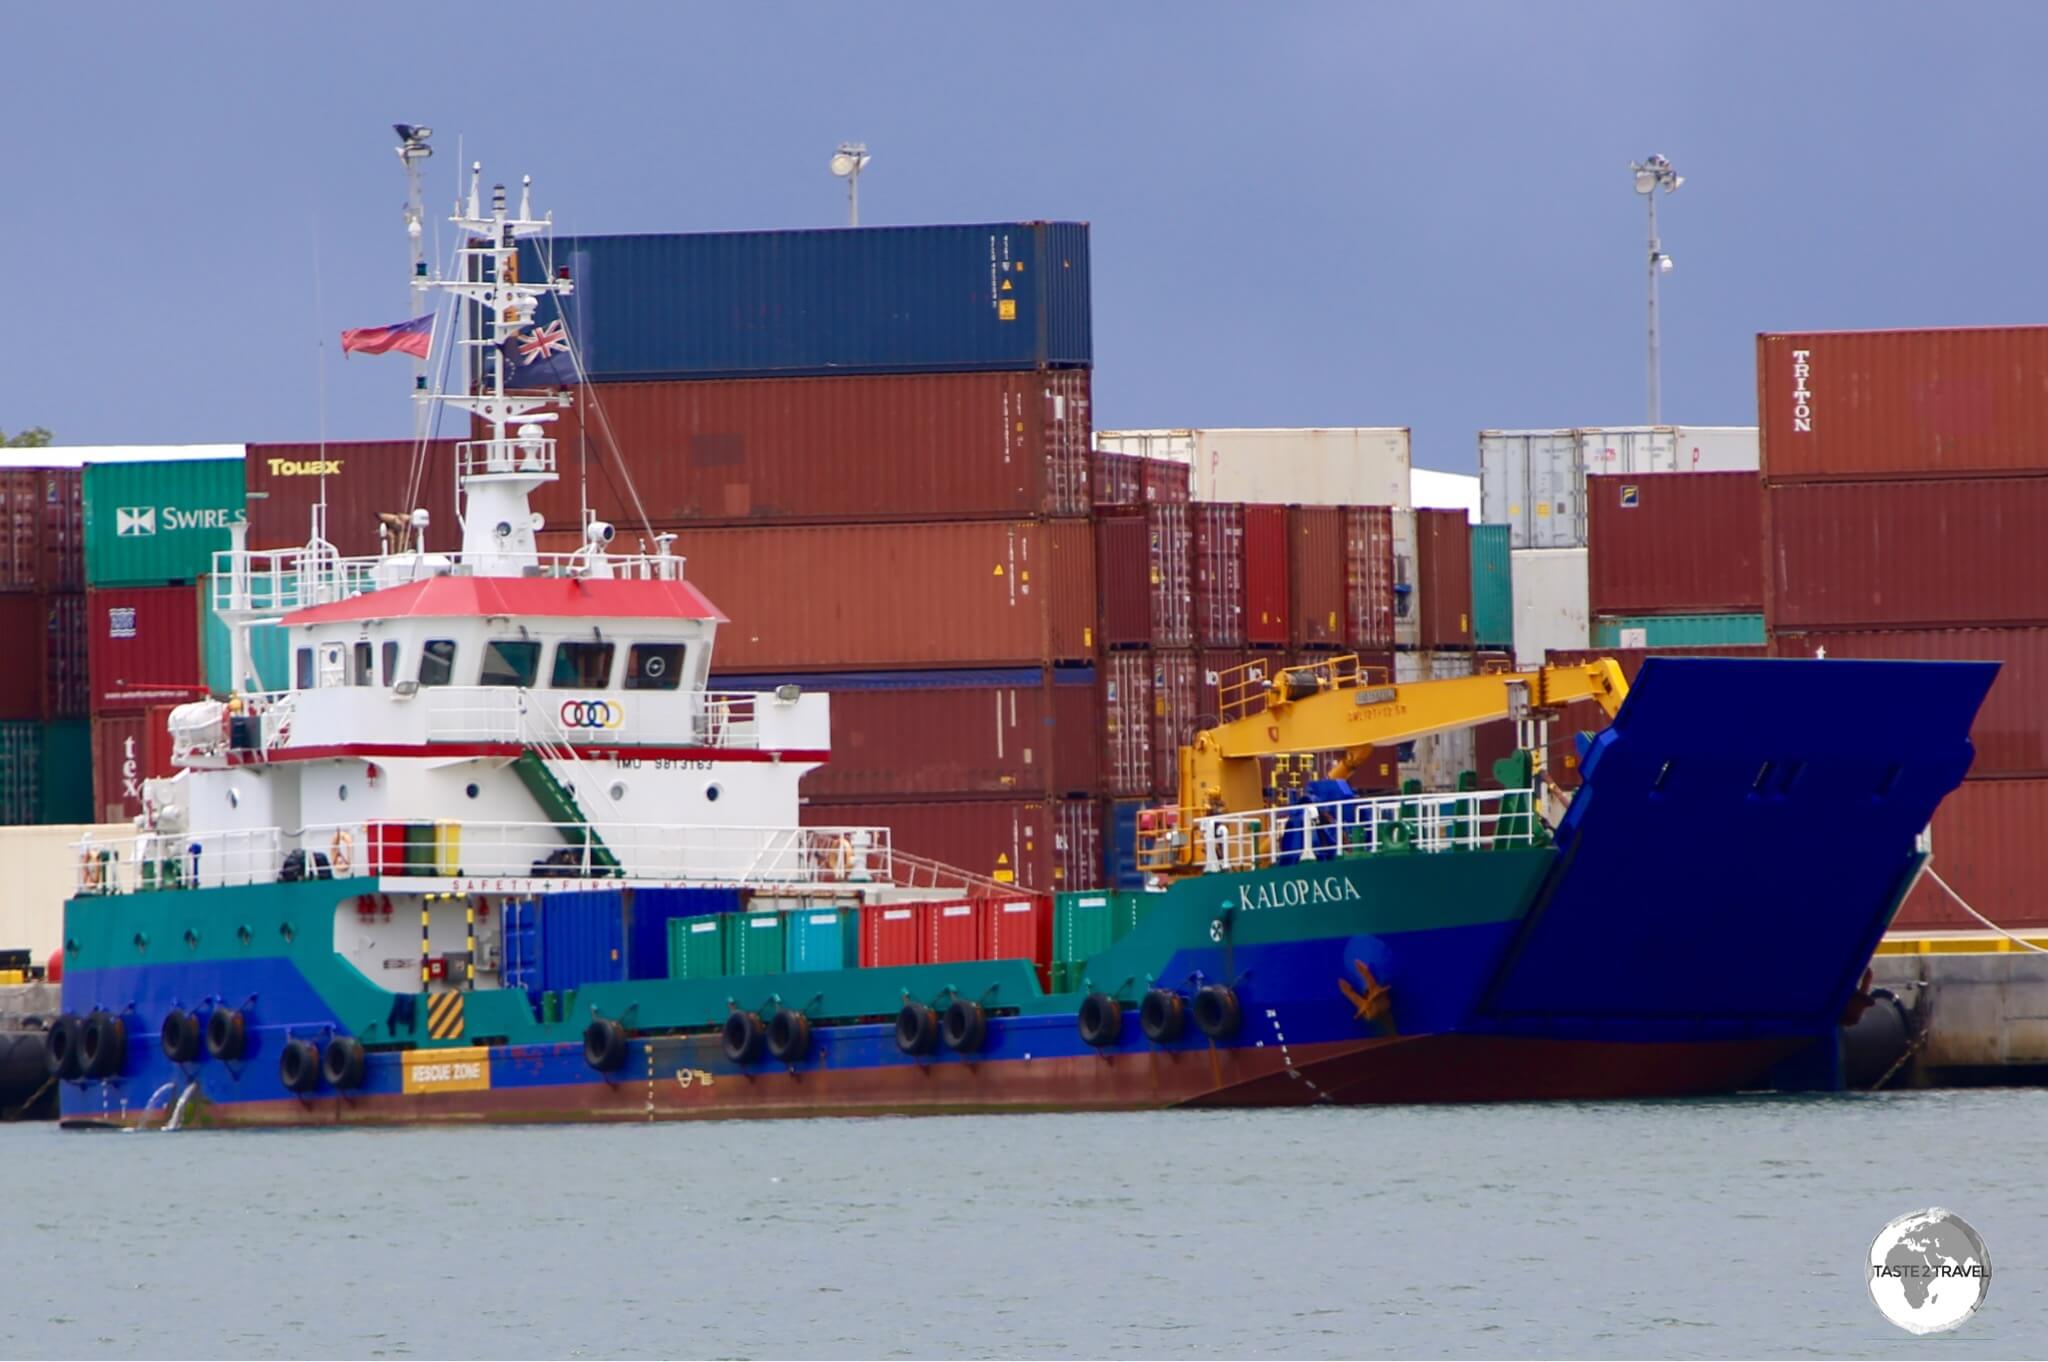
top-left (551, 642), bottom-right (614, 689)
top-left (418, 639), bottom-right (458, 687)
top-left (381, 641), bottom-right (399, 686)
top-left (353, 642), bottom-right (374, 686)
top-left (624, 643), bottom-right (686, 691)
top-left (480, 640), bottom-right (541, 688)
top-left (294, 647), bottom-right (313, 690)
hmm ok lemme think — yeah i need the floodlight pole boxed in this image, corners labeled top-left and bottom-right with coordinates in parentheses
top-left (1632, 154), bottom-right (1680, 426)
top-left (1646, 187), bottom-right (1662, 427)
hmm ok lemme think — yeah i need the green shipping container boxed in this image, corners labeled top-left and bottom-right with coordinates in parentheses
top-left (785, 907), bottom-right (859, 972)
top-left (36, 720), bottom-right (91, 824)
top-left (668, 914), bottom-right (730, 980)
top-left (727, 910), bottom-right (786, 976)
top-left (1591, 613), bottom-right (1765, 648)
top-left (1052, 890), bottom-right (1147, 991)
top-left (84, 457), bottom-right (246, 587)
top-left (201, 583), bottom-right (291, 695)
top-left (1470, 524), bottom-right (1513, 648)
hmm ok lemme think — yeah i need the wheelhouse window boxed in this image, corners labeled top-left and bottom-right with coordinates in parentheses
top-left (624, 643), bottom-right (686, 691)
top-left (381, 641), bottom-right (399, 686)
top-left (352, 642), bottom-right (374, 686)
top-left (551, 641), bottom-right (614, 689)
top-left (480, 640), bottom-right (541, 688)
top-left (294, 647), bottom-right (314, 690)
top-left (418, 639), bottom-right (458, 687)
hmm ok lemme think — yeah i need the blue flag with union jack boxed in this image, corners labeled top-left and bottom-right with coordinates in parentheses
top-left (500, 319), bottom-right (578, 388)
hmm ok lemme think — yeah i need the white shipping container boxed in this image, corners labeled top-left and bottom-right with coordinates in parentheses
top-left (1098, 427), bottom-right (1412, 509)
top-left (1390, 506), bottom-right (1420, 650)
top-left (1394, 651), bottom-right (1478, 791)
top-left (1479, 426), bottom-right (1758, 548)
top-left (1510, 548), bottom-right (1589, 669)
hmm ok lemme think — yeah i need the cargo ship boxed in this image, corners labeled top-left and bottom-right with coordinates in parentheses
top-left (45, 161), bottom-right (2000, 1129)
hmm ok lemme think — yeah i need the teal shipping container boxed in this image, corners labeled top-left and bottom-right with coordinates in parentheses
top-left (1052, 890), bottom-right (1146, 992)
top-left (1591, 613), bottom-right (1766, 648)
top-left (1470, 524), bottom-right (1513, 649)
top-left (785, 907), bottom-right (860, 972)
top-left (668, 914), bottom-right (730, 980)
top-left (36, 720), bottom-right (91, 824)
top-left (84, 457), bottom-right (246, 587)
top-left (200, 588), bottom-right (291, 696)
top-left (726, 910), bottom-right (786, 976)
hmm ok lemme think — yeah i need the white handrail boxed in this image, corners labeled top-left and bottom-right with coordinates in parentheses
top-left (1192, 787), bottom-right (1542, 873)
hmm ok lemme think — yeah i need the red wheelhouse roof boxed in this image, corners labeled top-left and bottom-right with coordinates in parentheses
top-left (279, 574), bottom-right (727, 627)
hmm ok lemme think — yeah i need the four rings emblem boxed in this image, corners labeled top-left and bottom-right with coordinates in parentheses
top-left (560, 700), bottom-right (625, 729)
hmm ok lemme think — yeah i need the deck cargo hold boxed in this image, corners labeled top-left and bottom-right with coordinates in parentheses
top-left (1586, 471), bottom-right (1764, 616)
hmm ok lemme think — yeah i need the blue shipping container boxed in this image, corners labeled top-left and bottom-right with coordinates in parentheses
top-left (518, 223), bottom-right (1092, 382)
top-left (536, 890), bottom-right (625, 996)
top-left (627, 887), bottom-right (743, 980)
top-left (1103, 798), bottom-right (1149, 891)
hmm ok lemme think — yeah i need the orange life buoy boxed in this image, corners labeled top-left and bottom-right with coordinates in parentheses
top-left (329, 828), bottom-right (354, 876)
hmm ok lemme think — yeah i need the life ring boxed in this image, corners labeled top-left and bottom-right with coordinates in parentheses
top-left (277, 1037), bottom-right (321, 1094)
top-left (1193, 984), bottom-right (1242, 1039)
top-left (1077, 993), bottom-right (1123, 1048)
top-left (328, 829), bottom-right (354, 877)
top-left (721, 1010), bottom-right (766, 1065)
top-left (583, 1018), bottom-right (627, 1072)
top-left (767, 1008), bottom-right (811, 1063)
top-left (80, 1011), bottom-right (127, 1079)
top-left (1140, 989), bottom-right (1186, 1044)
top-left (160, 1008), bottom-right (202, 1064)
top-left (205, 1006), bottom-right (247, 1061)
top-left (827, 836), bottom-right (853, 881)
top-left (321, 1036), bottom-right (366, 1090)
top-left (942, 1000), bottom-right (987, 1053)
top-left (78, 848), bottom-right (103, 892)
top-left (894, 1003), bottom-right (939, 1056)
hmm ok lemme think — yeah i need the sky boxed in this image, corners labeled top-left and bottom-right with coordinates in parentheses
top-left (5, 2), bottom-right (2046, 472)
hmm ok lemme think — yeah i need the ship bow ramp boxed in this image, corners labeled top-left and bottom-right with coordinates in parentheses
top-left (1477, 657), bottom-right (1997, 1039)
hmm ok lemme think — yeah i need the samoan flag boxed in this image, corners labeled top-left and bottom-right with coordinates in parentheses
top-left (500, 319), bottom-right (579, 388)
top-left (339, 313), bottom-right (434, 358)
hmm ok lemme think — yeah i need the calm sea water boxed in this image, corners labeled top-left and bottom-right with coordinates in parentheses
top-left (5, 1089), bottom-right (2041, 1359)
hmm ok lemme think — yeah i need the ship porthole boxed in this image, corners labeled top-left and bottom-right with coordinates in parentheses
top-left (279, 922), bottom-right (296, 944)
top-left (338, 784), bottom-right (349, 802)
top-left (465, 783), bottom-right (480, 799)
top-left (236, 925), bottom-right (253, 946)
top-left (704, 783), bottom-right (723, 803)
top-left (226, 788), bottom-right (240, 809)
top-left (609, 782), bottom-right (627, 802)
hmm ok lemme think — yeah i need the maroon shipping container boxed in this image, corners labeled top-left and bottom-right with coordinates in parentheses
top-left (91, 711), bottom-right (175, 823)
top-left (981, 894), bottom-right (1054, 990)
top-left (860, 904), bottom-right (923, 968)
top-left (920, 900), bottom-right (983, 964)
top-left (1141, 459), bottom-right (1191, 504)
top-left (1146, 504), bottom-right (1193, 649)
top-left (1759, 326), bottom-right (2048, 483)
top-left (1100, 650), bottom-right (1155, 798)
top-left (1288, 506), bottom-right (1345, 650)
top-left (0, 595), bottom-right (42, 718)
top-left (0, 468), bottom-right (82, 593)
top-left (1541, 646), bottom-right (1768, 789)
top-left (499, 370), bottom-right (1092, 526)
top-left (781, 673), bottom-right (1099, 800)
top-left (802, 798), bottom-right (1097, 890)
top-left (1414, 509), bottom-right (1474, 649)
top-left (246, 439), bottom-right (465, 559)
top-left (681, 520), bottom-right (1094, 671)
top-left (1244, 504), bottom-right (1290, 646)
top-left (1893, 778), bottom-right (2048, 930)
top-left (1094, 507), bottom-right (1191, 649)
top-left (43, 593), bottom-right (87, 719)
top-left (1771, 627), bottom-right (2048, 777)
top-left (1151, 649), bottom-right (1200, 798)
top-left (1092, 451), bottom-right (1143, 508)
top-left (1191, 503), bottom-right (1246, 648)
top-left (1764, 477), bottom-right (2048, 631)
top-left (43, 468), bottom-right (84, 593)
top-left (1341, 506), bottom-right (1395, 652)
top-left (1588, 472), bottom-right (1764, 616)
top-left (86, 584), bottom-right (204, 714)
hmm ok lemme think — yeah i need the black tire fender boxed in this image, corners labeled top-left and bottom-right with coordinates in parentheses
top-left (1078, 993), bottom-right (1123, 1048)
top-left (161, 1008), bottom-right (203, 1064)
top-left (80, 1011), bottom-right (128, 1079)
top-left (583, 1017), bottom-right (628, 1073)
top-left (943, 999), bottom-right (988, 1052)
top-left (1194, 984), bottom-right (1242, 1040)
top-left (45, 1014), bottom-right (83, 1080)
top-left (1140, 989), bottom-right (1186, 1044)
top-left (205, 1007), bottom-right (247, 1061)
top-left (722, 1010), bottom-right (767, 1065)
top-left (766, 1008), bottom-right (811, 1063)
top-left (895, 1003), bottom-right (939, 1056)
top-left (278, 1037), bottom-right (321, 1094)
top-left (322, 1035), bottom-right (366, 1090)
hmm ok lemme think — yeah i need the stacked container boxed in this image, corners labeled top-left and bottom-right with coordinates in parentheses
top-left (1586, 471), bottom-right (1766, 650)
top-left (0, 465), bottom-right (88, 822)
top-left (1757, 325), bottom-right (2048, 929)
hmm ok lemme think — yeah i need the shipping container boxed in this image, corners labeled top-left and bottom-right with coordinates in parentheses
top-left (785, 906), bottom-right (860, 972)
top-left (534, 891), bottom-right (626, 996)
top-left (726, 910), bottom-right (787, 976)
top-left (860, 903), bottom-right (923, 969)
top-left (668, 914), bottom-right (731, 981)
top-left (1594, 614), bottom-right (1766, 648)
top-left (1479, 426), bottom-right (1759, 548)
top-left (1243, 504), bottom-right (1290, 646)
top-left (0, 596), bottom-right (43, 719)
top-left (90, 712), bottom-right (173, 823)
top-left (200, 584), bottom-right (290, 697)
top-left (1099, 428), bottom-right (1412, 508)
top-left (1341, 506), bottom-right (1396, 653)
top-left (920, 900), bottom-right (983, 964)
top-left (44, 467), bottom-right (84, 592)
top-left (1586, 471), bottom-right (1764, 616)
top-left (1764, 477), bottom-right (2048, 631)
top-left (1758, 326), bottom-right (2048, 484)
top-left (518, 223), bottom-right (1091, 381)
top-left (246, 438), bottom-right (464, 560)
top-left (0, 722), bottom-right (39, 824)
top-left (1470, 524), bottom-right (1513, 649)
top-left (1190, 503), bottom-right (1246, 648)
top-left (1100, 650), bottom-right (1154, 799)
top-left (684, 520), bottom-right (1095, 671)
top-left (1893, 778), bottom-right (2048, 930)
top-left (1288, 506), bottom-right (1345, 650)
top-left (85, 584), bottom-right (204, 713)
top-left (1100, 799), bottom-right (1149, 892)
top-left (1145, 504), bottom-right (1193, 650)
top-left (1051, 889), bottom-right (1149, 991)
top-left (1414, 509), bottom-right (1473, 649)
top-left (1769, 627), bottom-right (2048, 777)
top-left (981, 895), bottom-right (1054, 989)
top-left (36, 719), bottom-right (91, 824)
top-left (1091, 450), bottom-right (1144, 508)
top-left (492, 370), bottom-right (1093, 526)
top-left (1395, 652), bottom-right (1478, 790)
top-left (1093, 507), bottom-right (1190, 650)
top-left (0, 468), bottom-right (82, 593)
top-left (1390, 508), bottom-right (1420, 650)
top-left (44, 594), bottom-right (87, 719)
top-left (1539, 646), bottom-right (1768, 789)
top-left (1151, 649), bottom-right (1200, 799)
top-left (802, 798), bottom-right (1097, 890)
top-left (1510, 548), bottom-right (1589, 669)
top-left (82, 457), bottom-right (245, 586)
top-left (1142, 458), bottom-right (1191, 504)
top-left (629, 887), bottom-right (743, 981)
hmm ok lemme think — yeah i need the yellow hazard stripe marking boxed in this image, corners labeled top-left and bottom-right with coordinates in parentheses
top-left (426, 991), bottom-right (466, 1040)
top-left (1876, 933), bottom-right (2048, 956)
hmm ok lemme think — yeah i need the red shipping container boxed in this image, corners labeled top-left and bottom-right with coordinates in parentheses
top-left (1764, 477), bottom-right (2048, 631)
top-left (1191, 503), bottom-right (1246, 648)
top-left (246, 439), bottom-right (465, 559)
top-left (1587, 472), bottom-right (1764, 615)
top-left (1770, 627), bottom-right (2048, 778)
top-left (683, 520), bottom-right (1095, 671)
top-left (43, 593), bottom-right (87, 719)
top-left (803, 798), bottom-right (1097, 891)
top-left (1244, 505), bottom-right (1291, 646)
top-left (0, 469), bottom-right (41, 591)
top-left (1141, 459), bottom-right (1191, 504)
top-left (860, 904), bottom-right (924, 969)
top-left (1145, 504), bottom-right (1193, 650)
top-left (920, 899), bottom-right (984, 964)
top-left (1759, 326), bottom-right (2048, 484)
top-left (981, 894), bottom-right (1054, 989)
top-left (91, 712), bottom-right (174, 823)
top-left (1415, 509), bottom-right (1474, 649)
top-left (0, 595), bottom-right (42, 718)
top-left (1092, 451), bottom-right (1143, 508)
top-left (1893, 778), bottom-right (2048, 930)
top-left (1151, 649), bottom-right (1201, 798)
top-left (496, 370), bottom-right (1092, 526)
top-left (1288, 507), bottom-right (1345, 650)
top-left (42, 468), bottom-right (84, 593)
top-left (1095, 515), bottom-right (1149, 647)
top-left (1341, 506), bottom-right (1395, 652)
top-left (1100, 650), bottom-right (1155, 798)
top-left (86, 584), bottom-right (204, 714)
top-left (1540, 646), bottom-right (1768, 789)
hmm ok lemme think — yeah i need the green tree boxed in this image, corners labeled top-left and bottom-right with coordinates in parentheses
top-left (1, 428), bottom-right (53, 447)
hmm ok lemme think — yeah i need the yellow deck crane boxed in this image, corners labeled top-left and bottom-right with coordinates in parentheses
top-left (1142, 654), bottom-right (1631, 874)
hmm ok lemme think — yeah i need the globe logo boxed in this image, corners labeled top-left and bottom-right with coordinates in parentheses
top-left (1867, 1208), bottom-right (1991, 1334)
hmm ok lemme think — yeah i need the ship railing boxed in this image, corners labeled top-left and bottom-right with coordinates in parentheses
top-left (1154, 786), bottom-right (1542, 874)
top-left (210, 546), bottom-right (685, 620)
top-left (72, 820), bottom-right (898, 895)
top-left (456, 436), bottom-right (555, 480)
